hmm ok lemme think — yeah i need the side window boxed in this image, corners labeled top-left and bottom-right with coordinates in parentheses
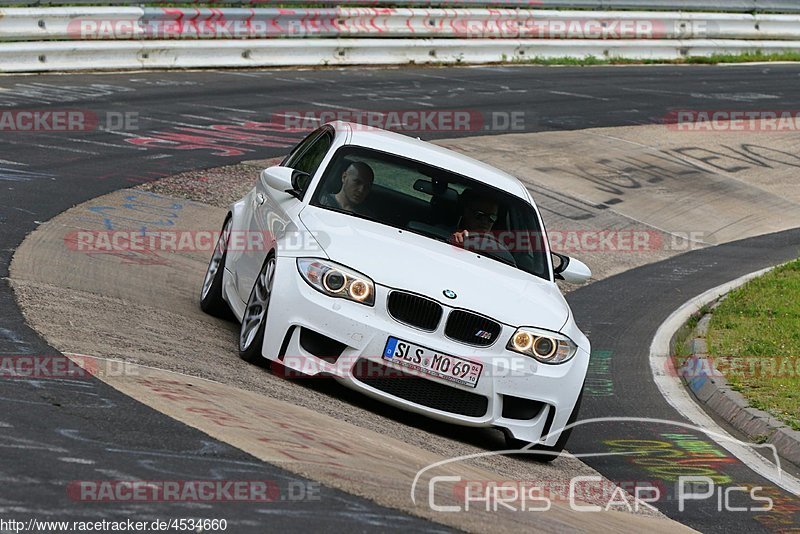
top-left (283, 128), bottom-right (333, 198)
top-left (281, 128), bottom-right (321, 167)
top-left (292, 132), bottom-right (332, 177)
top-left (281, 128), bottom-right (333, 176)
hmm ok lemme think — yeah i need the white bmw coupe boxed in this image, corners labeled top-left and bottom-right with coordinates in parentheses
top-left (200, 121), bottom-right (592, 460)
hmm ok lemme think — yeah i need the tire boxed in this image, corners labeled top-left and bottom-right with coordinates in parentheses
top-left (238, 254), bottom-right (276, 366)
top-left (200, 216), bottom-right (233, 318)
top-left (505, 389), bottom-right (584, 463)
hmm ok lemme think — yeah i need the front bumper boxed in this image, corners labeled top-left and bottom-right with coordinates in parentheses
top-left (260, 255), bottom-right (590, 446)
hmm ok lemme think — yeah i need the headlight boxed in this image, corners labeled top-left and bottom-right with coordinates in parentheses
top-left (296, 258), bottom-right (375, 306)
top-left (507, 327), bottom-right (577, 364)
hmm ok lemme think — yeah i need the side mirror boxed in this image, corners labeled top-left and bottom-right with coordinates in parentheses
top-left (552, 252), bottom-right (591, 284)
top-left (261, 166), bottom-right (293, 192)
top-left (260, 166), bottom-right (308, 199)
top-left (291, 169), bottom-right (311, 192)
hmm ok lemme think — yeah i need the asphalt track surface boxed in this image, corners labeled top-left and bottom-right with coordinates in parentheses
top-left (1, 64), bottom-right (799, 532)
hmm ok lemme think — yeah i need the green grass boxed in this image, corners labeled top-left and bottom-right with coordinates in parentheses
top-left (513, 50), bottom-right (800, 66)
top-left (706, 259), bottom-right (800, 431)
top-left (672, 304), bottom-right (710, 360)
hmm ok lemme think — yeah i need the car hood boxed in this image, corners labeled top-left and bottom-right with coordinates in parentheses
top-left (299, 206), bottom-right (569, 332)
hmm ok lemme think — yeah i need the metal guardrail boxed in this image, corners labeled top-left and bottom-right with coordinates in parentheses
top-left (1, 6), bottom-right (799, 72)
top-left (0, 1), bottom-right (799, 13)
top-left (3, 8), bottom-right (799, 41)
top-left (2, 38), bottom-right (799, 72)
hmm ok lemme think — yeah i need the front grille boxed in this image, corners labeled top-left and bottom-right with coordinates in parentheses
top-left (387, 291), bottom-right (443, 331)
top-left (353, 359), bottom-right (488, 417)
top-left (445, 310), bottom-right (502, 347)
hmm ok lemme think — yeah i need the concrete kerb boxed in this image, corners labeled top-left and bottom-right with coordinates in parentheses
top-left (676, 285), bottom-right (800, 468)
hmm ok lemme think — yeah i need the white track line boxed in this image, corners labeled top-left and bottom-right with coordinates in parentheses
top-left (549, 90), bottom-right (611, 102)
top-left (650, 266), bottom-right (800, 496)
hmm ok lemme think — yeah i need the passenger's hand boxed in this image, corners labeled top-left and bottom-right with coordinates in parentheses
top-left (450, 230), bottom-right (469, 245)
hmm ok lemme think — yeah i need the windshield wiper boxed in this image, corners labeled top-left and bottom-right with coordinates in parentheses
top-left (402, 226), bottom-right (450, 244)
top-left (480, 251), bottom-right (517, 268)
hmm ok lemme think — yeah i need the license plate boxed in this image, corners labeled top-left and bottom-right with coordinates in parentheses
top-left (382, 337), bottom-right (482, 388)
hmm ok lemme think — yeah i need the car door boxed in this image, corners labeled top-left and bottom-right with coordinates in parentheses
top-left (237, 127), bottom-right (334, 302)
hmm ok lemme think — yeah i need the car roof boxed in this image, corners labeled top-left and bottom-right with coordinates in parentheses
top-left (329, 121), bottom-right (531, 201)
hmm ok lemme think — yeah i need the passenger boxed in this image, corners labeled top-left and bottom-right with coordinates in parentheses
top-left (450, 188), bottom-right (499, 245)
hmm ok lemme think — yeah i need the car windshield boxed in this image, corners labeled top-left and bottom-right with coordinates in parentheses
top-left (309, 146), bottom-right (550, 280)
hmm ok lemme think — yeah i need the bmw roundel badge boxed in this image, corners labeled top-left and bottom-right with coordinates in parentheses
top-left (443, 289), bottom-right (457, 299)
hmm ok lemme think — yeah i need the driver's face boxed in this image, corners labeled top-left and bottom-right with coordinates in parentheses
top-left (341, 166), bottom-right (372, 205)
top-left (463, 199), bottom-right (498, 233)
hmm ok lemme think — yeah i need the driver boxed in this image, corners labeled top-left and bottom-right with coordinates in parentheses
top-left (320, 161), bottom-right (375, 215)
top-left (450, 188), bottom-right (499, 245)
